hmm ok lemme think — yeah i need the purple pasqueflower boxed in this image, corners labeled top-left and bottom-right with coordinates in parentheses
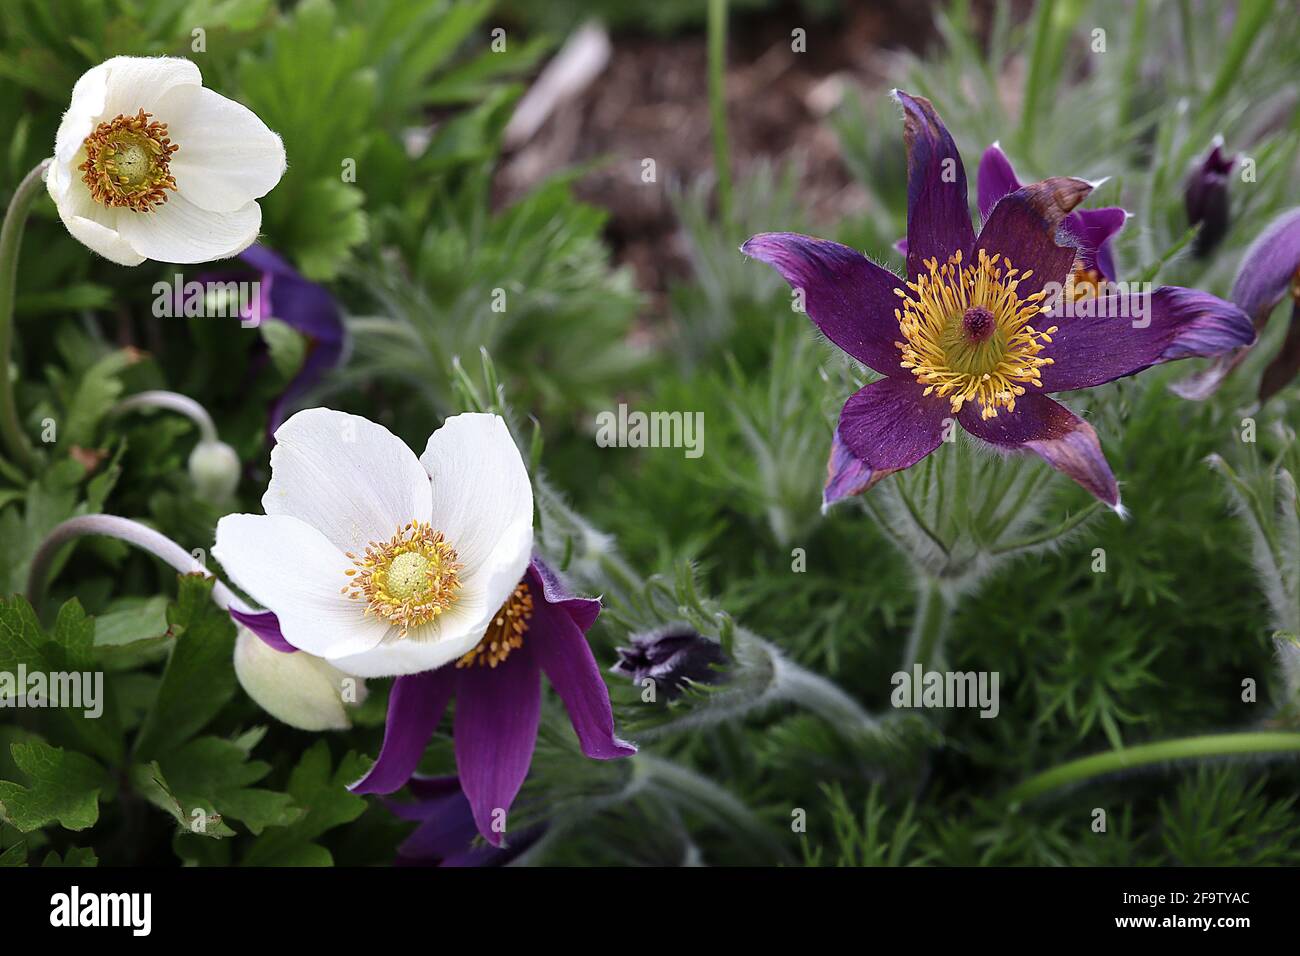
top-left (898, 142), bottom-right (1128, 296)
top-left (385, 776), bottom-right (540, 866)
top-left (346, 556), bottom-right (635, 847)
top-left (1173, 207), bottom-right (1300, 403)
top-left (196, 244), bottom-right (346, 436)
top-left (743, 90), bottom-right (1256, 511)
top-left (1184, 138), bottom-right (1237, 258)
top-left (611, 624), bottom-right (727, 700)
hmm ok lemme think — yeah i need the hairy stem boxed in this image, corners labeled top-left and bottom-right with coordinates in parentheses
top-left (1007, 732), bottom-right (1300, 804)
top-left (707, 0), bottom-right (732, 225)
top-left (0, 159), bottom-right (52, 471)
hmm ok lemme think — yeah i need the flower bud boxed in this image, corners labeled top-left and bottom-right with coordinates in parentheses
top-left (1185, 140), bottom-right (1236, 258)
top-left (233, 627), bottom-right (366, 731)
top-left (188, 439), bottom-right (241, 502)
top-left (612, 624), bottom-right (727, 700)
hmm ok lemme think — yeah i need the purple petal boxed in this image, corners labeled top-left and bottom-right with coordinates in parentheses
top-left (976, 143), bottom-right (1021, 219)
top-left (958, 395), bottom-right (1119, 507)
top-left (741, 232), bottom-right (904, 376)
top-left (228, 607), bottom-right (298, 653)
top-left (528, 557), bottom-right (600, 632)
top-left (837, 376), bottom-right (951, 489)
top-left (350, 668), bottom-right (456, 795)
top-left (823, 427), bottom-right (875, 509)
top-left (1065, 206), bottom-right (1127, 282)
top-left (1230, 207), bottom-right (1300, 322)
top-left (526, 567), bottom-right (635, 761)
top-left (895, 90), bottom-right (974, 278)
top-left (1260, 302), bottom-right (1300, 403)
top-left (1040, 287), bottom-right (1256, 392)
top-left (454, 645), bottom-right (542, 847)
top-left (976, 179), bottom-right (1091, 299)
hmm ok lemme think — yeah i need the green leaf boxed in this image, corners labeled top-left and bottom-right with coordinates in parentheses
top-left (133, 575), bottom-right (236, 760)
top-left (243, 742), bottom-right (367, 866)
top-left (133, 732), bottom-right (298, 839)
top-left (0, 741), bottom-right (109, 832)
top-left (42, 846), bottom-right (98, 867)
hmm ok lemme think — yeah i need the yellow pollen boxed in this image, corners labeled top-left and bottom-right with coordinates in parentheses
top-left (456, 582), bottom-right (534, 669)
top-left (894, 248), bottom-right (1057, 420)
top-left (79, 109), bottom-right (179, 212)
top-left (1067, 264), bottom-right (1106, 301)
top-left (343, 521), bottom-right (461, 637)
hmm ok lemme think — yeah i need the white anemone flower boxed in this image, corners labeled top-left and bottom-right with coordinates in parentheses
top-left (46, 56), bottom-right (285, 266)
top-left (213, 408), bottom-right (534, 679)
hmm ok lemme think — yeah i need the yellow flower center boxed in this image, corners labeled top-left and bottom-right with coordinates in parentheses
top-left (343, 521), bottom-right (461, 637)
top-left (456, 582), bottom-right (534, 669)
top-left (79, 109), bottom-right (179, 212)
top-left (895, 249), bottom-right (1057, 420)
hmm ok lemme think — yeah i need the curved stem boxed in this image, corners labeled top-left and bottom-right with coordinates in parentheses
top-left (707, 0), bottom-right (732, 225)
top-left (1006, 732), bottom-right (1300, 804)
top-left (113, 390), bottom-right (219, 444)
top-left (772, 650), bottom-right (878, 737)
top-left (0, 159), bottom-right (52, 471)
top-left (900, 576), bottom-right (951, 672)
top-left (27, 514), bottom-right (252, 614)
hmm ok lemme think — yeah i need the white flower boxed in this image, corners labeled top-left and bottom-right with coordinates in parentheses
top-left (213, 408), bottom-right (534, 678)
top-left (233, 627), bottom-right (367, 731)
top-left (46, 56), bottom-right (285, 266)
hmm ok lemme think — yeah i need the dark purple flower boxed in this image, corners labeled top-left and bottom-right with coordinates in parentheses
top-left (1173, 207), bottom-right (1300, 403)
top-left (347, 557), bottom-right (635, 847)
top-left (1184, 139), bottom-right (1237, 258)
top-left (385, 776), bottom-right (540, 866)
top-left (611, 624), bottom-right (727, 700)
top-left (743, 91), bottom-right (1255, 511)
top-left (197, 244), bottom-right (346, 437)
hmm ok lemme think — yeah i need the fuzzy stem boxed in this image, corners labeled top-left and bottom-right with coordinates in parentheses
top-left (113, 390), bottom-right (219, 444)
top-left (1006, 732), bottom-right (1300, 804)
top-left (772, 651), bottom-right (879, 737)
top-left (707, 0), bottom-right (732, 225)
top-left (901, 576), bottom-right (951, 672)
top-left (27, 514), bottom-right (252, 614)
top-left (0, 159), bottom-right (51, 471)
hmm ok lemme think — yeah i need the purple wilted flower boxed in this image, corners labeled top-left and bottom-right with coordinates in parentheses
top-left (347, 557), bottom-right (634, 847)
top-left (1173, 207), bottom-right (1300, 402)
top-left (386, 776), bottom-right (540, 866)
top-left (612, 624), bottom-right (727, 700)
top-left (743, 91), bottom-right (1255, 511)
top-left (898, 143), bottom-right (1127, 298)
top-left (197, 244), bottom-right (345, 436)
top-left (1184, 139), bottom-right (1237, 258)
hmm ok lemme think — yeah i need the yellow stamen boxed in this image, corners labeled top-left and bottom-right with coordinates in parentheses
top-left (895, 248), bottom-right (1057, 420)
top-left (456, 582), bottom-right (534, 669)
top-left (79, 109), bottom-right (179, 211)
top-left (343, 521), bottom-right (461, 637)
top-left (1067, 264), bottom-right (1106, 301)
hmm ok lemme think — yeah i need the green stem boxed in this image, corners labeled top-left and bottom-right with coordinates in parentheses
top-left (1007, 732), bottom-right (1300, 804)
top-left (901, 576), bottom-right (951, 672)
top-left (707, 0), bottom-right (732, 226)
top-left (0, 159), bottom-right (50, 472)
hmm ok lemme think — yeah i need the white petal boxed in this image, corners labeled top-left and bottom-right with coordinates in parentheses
top-left (55, 63), bottom-right (109, 165)
top-left (264, 408), bottom-right (433, 556)
top-left (115, 193), bottom-right (261, 264)
top-left (47, 170), bottom-right (144, 266)
top-left (420, 411), bottom-right (534, 599)
top-left (234, 628), bottom-right (366, 731)
top-left (328, 595), bottom-right (491, 678)
top-left (155, 85), bottom-right (286, 212)
top-left (213, 512), bottom-right (392, 660)
top-left (100, 56), bottom-right (202, 117)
